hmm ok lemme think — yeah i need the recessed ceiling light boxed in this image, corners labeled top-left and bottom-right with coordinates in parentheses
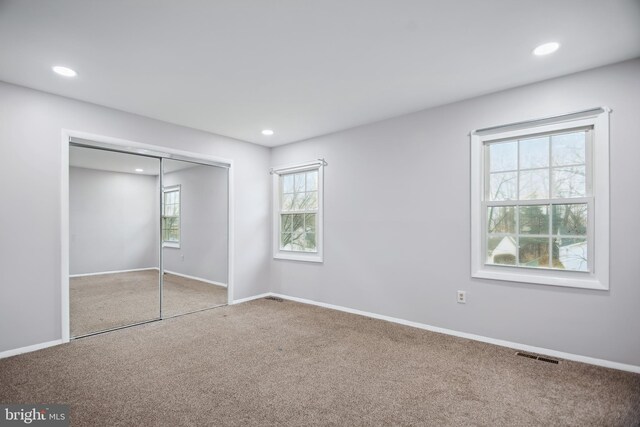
top-left (533, 42), bottom-right (560, 56)
top-left (52, 65), bottom-right (77, 77)
top-left (135, 168), bottom-right (144, 173)
top-left (262, 129), bottom-right (274, 136)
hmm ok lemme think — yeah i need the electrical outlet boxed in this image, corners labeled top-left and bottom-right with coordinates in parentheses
top-left (457, 290), bottom-right (466, 304)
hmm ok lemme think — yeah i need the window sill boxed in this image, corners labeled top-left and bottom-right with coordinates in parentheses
top-left (472, 266), bottom-right (608, 290)
top-left (163, 242), bottom-right (180, 249)
top-left (274, 251), bottom-right (323, 263)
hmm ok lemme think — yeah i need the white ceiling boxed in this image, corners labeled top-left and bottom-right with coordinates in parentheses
top-left (1, 1), bottom-right (639, 147)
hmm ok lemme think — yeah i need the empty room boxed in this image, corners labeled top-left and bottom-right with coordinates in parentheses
top-left (0, 1), bottom-right (639, 426)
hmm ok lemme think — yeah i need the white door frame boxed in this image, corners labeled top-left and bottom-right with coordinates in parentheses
top-left (60, 129), bottom-right (235, 342)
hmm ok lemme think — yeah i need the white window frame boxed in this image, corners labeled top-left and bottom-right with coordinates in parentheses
top-left (471, 108), bottom-right (610, 290)
top-left (272, 160), bottom-right (324, 263)
top-left (162, 184), bottom-right (181, 249)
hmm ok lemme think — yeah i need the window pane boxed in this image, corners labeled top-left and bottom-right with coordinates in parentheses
top-left (552, 166), bottom-right (586, 198)
top-left (306, 170), bottom-right (318, 191)
top-left (164, 217), bottom-right (179, 242)
top-left (281, 233), bottom-right (292, 250)
top-left (304, 233), bottom-right (316, 251)
top-left (519, 237), bottom-right (549, 267)
top-left (489, 141), bottom-right (517, 172)
top-left (291, 193), bottom-right (303, 210)
top-left (552, 132), bottom-right (585, 166)
top-left (282, 174), bottom-right (294, 194)
top-left (305, 191), bottom-right (318, 210)
top-left (281, 214), bottom-right (292, 233)
top-left (553, 237), bottom-right (588, 271)
top-left (487, 236), bottom-right (517, 265)
top-left (162, 217), bottom-right (180, 241)
top-left (297, 192), bottom-right (312, 210)
top-left (292, 214), bottom-right (304, 235)
top-left (304, 213), bottom-right (316, 233)
top-left (519, 169), bottom-right (549, 200)
top-left (281, 193), bottom-right (293, 211)
top-left (294, 173), bottom-right (306, 192)
top-left (519, 136), bottom-right (549, 169)
top-left (552, 204), bottom-right (587, 235)
top-left (170, 218), bottom-right (180, 229)
top-left (489, 172), bottom-right (517, 201)
top-left (291, 232), bottom-right (305, 251)
top-left (487, 206), bottom-right (515, 234)
top-left (519, 205), bottom-right (548, 234)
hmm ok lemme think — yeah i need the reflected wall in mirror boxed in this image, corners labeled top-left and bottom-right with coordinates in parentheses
top-left (161, 159), bottom-right (229, 317)
top-left (69, 146), bottom-right (161, 336)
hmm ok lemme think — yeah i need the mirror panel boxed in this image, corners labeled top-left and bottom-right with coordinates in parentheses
top-left (69, 146), bottom-right (161, 336)
top-left (161, 159), bottom-right (229, 317)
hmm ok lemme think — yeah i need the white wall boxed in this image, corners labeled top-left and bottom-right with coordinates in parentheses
top-left (163, 163), bottom-right (228, 284)
top-left (70, 166), bottom-right (158, 275)
top-left (0, 81), bottom-right (271, 353)
top-left (270, 59), bottom-right (640, 367)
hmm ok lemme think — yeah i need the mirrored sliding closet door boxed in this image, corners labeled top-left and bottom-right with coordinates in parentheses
top-left (161, 159), bottom-right (229, 317)
top-left (69, 145), bottom-right (161, 337)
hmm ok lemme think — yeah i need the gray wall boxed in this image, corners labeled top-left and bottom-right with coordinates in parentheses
top-left (270, 59), bottom-right (640, 366)
top-left (0, 81), bottom-right (271, 353)
top-left (2, 59), bottom-right (638, 366)
top-left (70, 167), bottom-right (158, 275)
top-left (163, 163), bottom-right (228, 284)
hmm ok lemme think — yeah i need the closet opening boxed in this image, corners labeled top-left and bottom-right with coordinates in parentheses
top-left (63, 133), bottom-right (232, 339)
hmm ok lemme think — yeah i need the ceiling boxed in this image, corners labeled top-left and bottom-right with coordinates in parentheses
top-left (1, 1), bottom-right (639, 147)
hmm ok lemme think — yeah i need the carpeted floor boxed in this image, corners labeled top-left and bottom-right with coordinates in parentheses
top-left (70, 270), bottom-right (227, 336)
top-left (2, 298), bottom-right (639, 426)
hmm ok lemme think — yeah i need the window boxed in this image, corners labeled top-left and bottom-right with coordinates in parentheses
top-left (471, 108), bottom-right (610, 289)
top-left (162, 185), bottom-right (180, 248)
top-left (272, 161), bottom-right (324, 262)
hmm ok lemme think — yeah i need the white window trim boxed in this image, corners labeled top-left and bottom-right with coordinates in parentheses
top-left (470, 108), bottom-right (610, 290)
top-left (272, 160), bottom-right (324, 263)
top-left (162, 184), bottom-right (181, 249)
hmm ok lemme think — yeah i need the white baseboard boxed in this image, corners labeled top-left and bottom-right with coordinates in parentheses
top-left (269, 293), bottom-right (640, 374)
top-left (231, 292), bottom-right (271, 305)
top-left (70, 267), bottom-right (157, 278)
top-left (163, 270), bottom-right (227, 288)
top-left (0, 339), bottom-right (64, 359)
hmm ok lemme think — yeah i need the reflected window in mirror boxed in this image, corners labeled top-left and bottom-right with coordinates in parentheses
top-left (163, 185), bottom-right (181, 248)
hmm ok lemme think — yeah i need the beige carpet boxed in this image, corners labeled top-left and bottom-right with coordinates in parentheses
top-left (70, 270), bottom-right (227, 336)
top-left (2, 298), bottom-right (639, 426)
top-left (162, 272), bottom-right (227, 318)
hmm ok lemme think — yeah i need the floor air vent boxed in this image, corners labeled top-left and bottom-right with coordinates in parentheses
top-left (265, 296), bottom-right (284, 302)
top-left (516, 352), bottom-right (559, 364)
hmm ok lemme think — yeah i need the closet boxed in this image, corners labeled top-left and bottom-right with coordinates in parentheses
top-left (69, 142), bottom-right (229, 337)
